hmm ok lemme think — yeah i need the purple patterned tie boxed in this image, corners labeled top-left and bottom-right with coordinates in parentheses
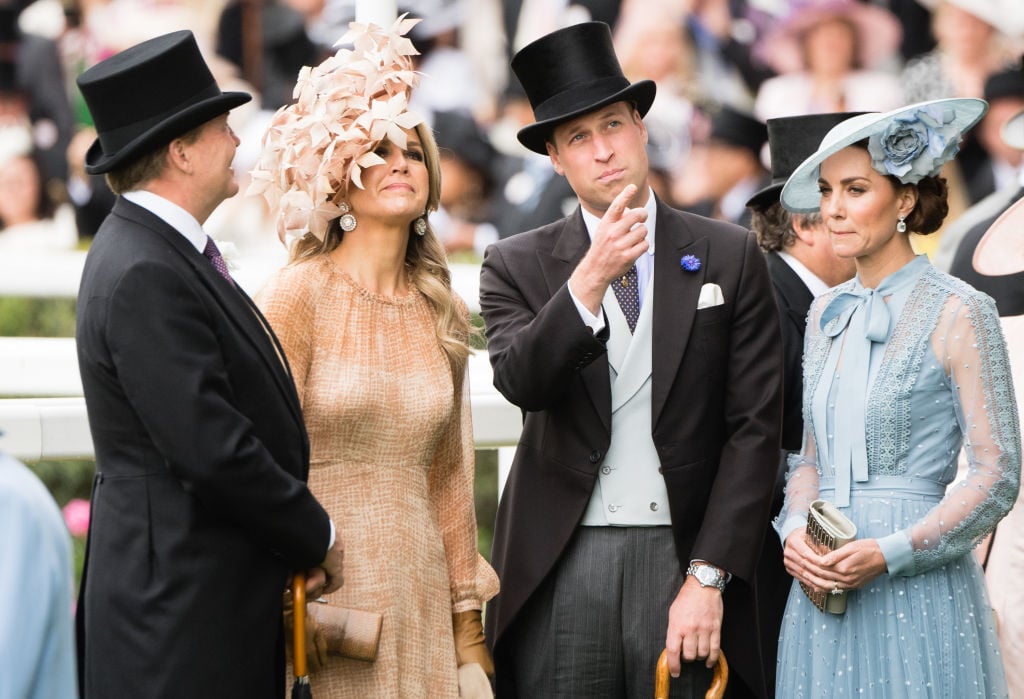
top-left (610, 264), bottom-right (639, 333)
top-left (203, 237), bottom-right (233, 284)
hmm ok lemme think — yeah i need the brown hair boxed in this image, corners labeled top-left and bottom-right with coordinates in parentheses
top-left (751, 200), bottom-right (822, 253)
top-left (104, 122), bottom-right (205, 195)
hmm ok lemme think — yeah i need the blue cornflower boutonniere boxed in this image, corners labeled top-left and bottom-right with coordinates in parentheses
top-left (680, 254), bottom-right (701, 272)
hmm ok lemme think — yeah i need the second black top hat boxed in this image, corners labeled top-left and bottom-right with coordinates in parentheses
top-left (77, 30), bottom-right (251, 175)
top-left (746, 111), bottom-right (869, 211)
top-left (511, 22), bottom-right (655, 155)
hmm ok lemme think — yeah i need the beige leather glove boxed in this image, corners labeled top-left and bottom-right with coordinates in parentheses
top-left (452, 610), bottom-right (494, 677)
top-left (282, 593), bottom-right (328, 673)
top-left (457, 662), bottom-right (494, 699)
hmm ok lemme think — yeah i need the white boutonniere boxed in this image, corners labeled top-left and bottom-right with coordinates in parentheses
top-left (214, 240), bottom-right (240, 271)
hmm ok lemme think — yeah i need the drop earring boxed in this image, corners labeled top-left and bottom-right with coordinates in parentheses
top-left (896, 215), bottom-right (907, 234)
top-left (339, 202), bottom-right (357, 232)
top-left (413, 214), bottom-right (427, 236)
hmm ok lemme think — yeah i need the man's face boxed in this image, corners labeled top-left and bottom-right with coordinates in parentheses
top-left (188, 113), bottom-right (241, 212)
top-left (546, 101), bottom-right (650, 216)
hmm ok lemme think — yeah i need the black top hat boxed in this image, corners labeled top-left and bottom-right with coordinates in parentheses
top-left (708, 105), bottom-right (767, 158)
top-left (984, 59), bottom-right (1024, 103)
top-left (511, 22), bottom-right (655, 155)
top-left (746, 111), bottom-right (869, 211)
top-left (77, 30), bottom-right (251, 175)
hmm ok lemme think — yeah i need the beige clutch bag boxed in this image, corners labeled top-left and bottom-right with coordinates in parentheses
top-left (307, 600), bottom-right (383, 662)
top-left (800, 499), bottom-right (857, 614)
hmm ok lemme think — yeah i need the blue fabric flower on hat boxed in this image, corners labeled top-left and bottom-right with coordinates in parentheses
top-left (867, 104), bottom-right (962, 184)
top-left (680, 254), bottom-right (701, 272)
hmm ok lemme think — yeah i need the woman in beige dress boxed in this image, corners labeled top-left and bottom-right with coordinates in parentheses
top-left (251, 18), bottom-right (499, 698)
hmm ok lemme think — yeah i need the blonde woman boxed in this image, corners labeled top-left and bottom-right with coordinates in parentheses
top-left (251, 18), bottom-right (499, 698)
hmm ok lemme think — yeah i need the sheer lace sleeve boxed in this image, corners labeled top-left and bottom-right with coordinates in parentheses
top-left (891, 291), bottom-right (1021, 576)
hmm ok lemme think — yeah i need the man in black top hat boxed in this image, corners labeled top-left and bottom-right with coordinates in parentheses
top-left (479, 21), bottom-right (783, 699)
top-left (679, 105), bottom-right (768, 229)
top-left (74, 30), bottom-right (343, 699)
top-left (744, 112), bottom-right (861, 696)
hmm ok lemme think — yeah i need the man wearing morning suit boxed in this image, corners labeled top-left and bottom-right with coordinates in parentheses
top-left (74, 31), bottom-right (343, 698)
top-left (480, 23), bottom-right (783, 698)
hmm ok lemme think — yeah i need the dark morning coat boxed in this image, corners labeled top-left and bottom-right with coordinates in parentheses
top-left (75, 198), bottom-right (331, 699)
top-left (480, 197), bottom-right (784, 697)
top-left (756, 250), bottom-right (813, 694)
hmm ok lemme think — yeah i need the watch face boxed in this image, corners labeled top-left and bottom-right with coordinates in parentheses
top-left (697, 567), bottom-right (717, 585)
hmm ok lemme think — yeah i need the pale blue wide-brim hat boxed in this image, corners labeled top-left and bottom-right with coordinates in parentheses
top-left (780, 98), bottom-right (988, 213)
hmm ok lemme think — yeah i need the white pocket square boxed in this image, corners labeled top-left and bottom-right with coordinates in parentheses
top-left (697, 283), bottom-right (725, 309)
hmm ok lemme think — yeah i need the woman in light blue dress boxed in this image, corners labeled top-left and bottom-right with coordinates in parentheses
top-left (774, 98), bottom-right (1022, 698)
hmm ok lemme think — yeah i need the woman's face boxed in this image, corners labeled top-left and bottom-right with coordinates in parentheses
top-left (0, 154), bottom-right (41, 226)
top-left (803, 18), bottom-right (857, 76)
top-left (817, 146), bottom-right (913, 262)
top-left (348, 127), bottom-right (430, 228)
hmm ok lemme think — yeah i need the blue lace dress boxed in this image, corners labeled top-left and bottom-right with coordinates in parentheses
top-left (775, 256), bottom-right (1021, 697)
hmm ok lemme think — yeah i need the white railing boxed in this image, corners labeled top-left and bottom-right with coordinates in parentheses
top-left (0, 253), bottom-right (510, 464)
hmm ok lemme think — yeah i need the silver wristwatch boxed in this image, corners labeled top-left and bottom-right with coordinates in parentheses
top-left (686, 562), bottom-right (729, 592)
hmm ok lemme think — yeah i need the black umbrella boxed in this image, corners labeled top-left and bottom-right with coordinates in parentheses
top-left (292, 572), bottom-right (312, 698)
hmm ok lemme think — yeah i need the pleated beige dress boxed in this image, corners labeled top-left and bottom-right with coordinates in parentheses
top-left (257, 255), bottom-right (499, 698)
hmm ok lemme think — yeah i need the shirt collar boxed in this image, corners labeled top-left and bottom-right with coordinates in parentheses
top-left (777, 250), bottom-right (831, 297)
top-left (580, 187), bottom-right (657, 256)
top-left (123, 190), bottom-right (207, 254)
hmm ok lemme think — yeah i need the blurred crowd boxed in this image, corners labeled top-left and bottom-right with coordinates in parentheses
top-left (1, 0), bottom-right (1024, 266)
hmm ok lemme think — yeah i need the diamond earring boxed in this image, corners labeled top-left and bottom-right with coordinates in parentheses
top-left (413, 216), bottom-right (427, 236)
top-left (896, 215), bottom-right (907, 234)
top-left (339, 202), bottom-right (357, 232)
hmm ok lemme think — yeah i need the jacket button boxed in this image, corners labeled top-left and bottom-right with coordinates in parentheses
top-left (589, 450), bottom-right (601, 463)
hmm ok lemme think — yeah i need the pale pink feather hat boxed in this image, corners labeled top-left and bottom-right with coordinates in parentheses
top-left (247, 15), bottom-right (425, 244)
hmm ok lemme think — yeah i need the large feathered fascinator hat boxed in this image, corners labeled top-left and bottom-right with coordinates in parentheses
top-left (248, 15), bottom-right (425, 244)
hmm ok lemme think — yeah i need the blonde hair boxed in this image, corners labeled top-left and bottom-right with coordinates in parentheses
top-left (288, 122), bottom-right (473, 373)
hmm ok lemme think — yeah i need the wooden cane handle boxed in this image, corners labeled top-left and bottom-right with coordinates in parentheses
top-left (293, 572), bottom-right (307, 677)
top-left (655, 649), bottom-right (728, 699)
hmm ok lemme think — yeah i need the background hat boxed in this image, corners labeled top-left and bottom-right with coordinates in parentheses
top-left (754, 0), bottom-right (902, 74)
top-left (511, 21), bottom-right (655, 155)
top-left (707, 105), bottom-right (767, 158)
top-left (974, 196), bottom-right (1024, 275)
top-left (1002, 108), bottom-right (1024, 150)
top-left (915, 0), bottom-right (1024, 38)
top-left (77, 30), bottom-right (251, 175)
top-left (431, 108), bottom-right (497, 193)
top-left (984, 63), bottom-right (1024, 104)
top-left (781, 98), bottom-right (987, 212)
top-left (746, 111), bottom-right (869, 211)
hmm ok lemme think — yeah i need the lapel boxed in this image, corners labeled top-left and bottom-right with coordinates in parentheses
top-left (540, 210), bottom-right (612, 434)
top-left (651, 200), bottom-right (707, 426)
top-left (113, 199), bottom-right (305, 429)
top-left (767, 251), bottom-right (814, 327)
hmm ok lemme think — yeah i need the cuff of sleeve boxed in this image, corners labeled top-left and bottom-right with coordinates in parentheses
top-left (567, 280), bottom-right (607, 335)
top-left (777, 514), bottom-right (807, 545)
top-left (327, 520), bottom-right (336, 552)
top-left (877, 531), bottom-right (914, 576)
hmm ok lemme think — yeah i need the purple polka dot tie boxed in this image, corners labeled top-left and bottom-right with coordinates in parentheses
top-left (611, 265), bottom-right (639, 333)
top-left (203, 237), bottom-right (234, 284)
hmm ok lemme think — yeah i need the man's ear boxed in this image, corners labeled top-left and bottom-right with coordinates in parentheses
top-left (166, 138), bottom-right (192, 174)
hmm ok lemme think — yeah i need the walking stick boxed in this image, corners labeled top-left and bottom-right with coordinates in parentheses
top-left (655, 649), bottom-right (728, 699)
top-left (292, 572), bottom-right (312, 698)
